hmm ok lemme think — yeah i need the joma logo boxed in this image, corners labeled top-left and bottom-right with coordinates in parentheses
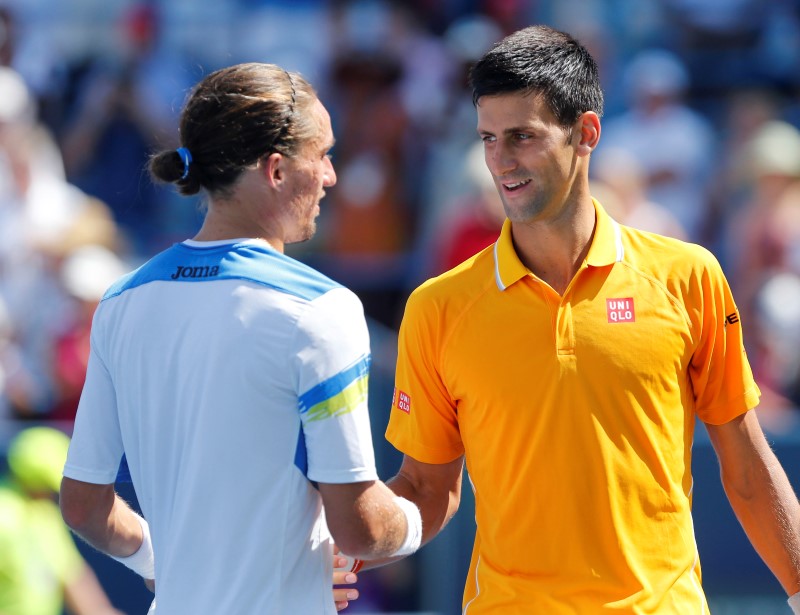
top-left (170, 265), bottom-right (220, 280)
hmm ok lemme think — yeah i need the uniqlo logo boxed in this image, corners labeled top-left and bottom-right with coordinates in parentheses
top-left (394, 388), bottom-right (411, 414)
top-left (606, 297), bottom-right (635, 323)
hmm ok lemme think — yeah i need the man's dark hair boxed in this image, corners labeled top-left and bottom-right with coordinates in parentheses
top-left (469, 25), bottom-right (604, 128)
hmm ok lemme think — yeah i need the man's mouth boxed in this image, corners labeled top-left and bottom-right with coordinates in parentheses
top-left (503, 179), bottom-right (531, 192)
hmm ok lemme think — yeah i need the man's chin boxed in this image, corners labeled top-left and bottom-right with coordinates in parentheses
top-left (286, 223), bottom-right (317, 246)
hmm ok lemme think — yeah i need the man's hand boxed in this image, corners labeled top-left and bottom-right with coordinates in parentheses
top-left (333, 549), bottom-right (360, 611)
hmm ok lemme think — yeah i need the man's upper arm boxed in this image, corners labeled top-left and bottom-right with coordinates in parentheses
top-left (60, 477), bottom-right (116, 532)
top-left (705, 409), bottom-right (776, 490)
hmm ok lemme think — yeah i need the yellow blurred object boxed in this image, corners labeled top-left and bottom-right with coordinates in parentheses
top-left (6, 426), bottom-right (70, 493)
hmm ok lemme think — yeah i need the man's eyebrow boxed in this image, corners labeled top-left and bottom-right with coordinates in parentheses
top-left (477, 125), bottom-right (535, 136)
top-left (503, 124), bottom-right (537, 135)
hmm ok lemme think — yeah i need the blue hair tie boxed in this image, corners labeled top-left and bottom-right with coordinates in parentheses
top-left (176, 147), bottom-right (193, 180)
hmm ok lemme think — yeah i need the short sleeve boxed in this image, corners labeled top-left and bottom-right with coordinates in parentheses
top-left (293, 287), bottom-right (379, 484)
top-left (688, 251), bottom-right (761, 424)
top-left (63, 310), bottom-right (124, 484)
top-left (385, 288), bottom-right (464, 464)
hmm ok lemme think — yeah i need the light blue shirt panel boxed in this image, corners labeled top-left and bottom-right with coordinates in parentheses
top-left (102, 241), bottom-right (341, 303)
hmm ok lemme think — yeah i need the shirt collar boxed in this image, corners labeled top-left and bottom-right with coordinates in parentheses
top-left (182, 238), bottom-right (278, 251)
top-left (493, 198), bottom-right (625, 292)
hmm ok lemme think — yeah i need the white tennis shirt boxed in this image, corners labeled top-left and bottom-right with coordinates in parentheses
top-left (63, 238), bottom-right (378, 614)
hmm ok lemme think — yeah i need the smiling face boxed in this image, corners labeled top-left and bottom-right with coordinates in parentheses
top-left (477, 92), bottom-right (582, 225)
top-left (282, 98), bottom-right (337, 244)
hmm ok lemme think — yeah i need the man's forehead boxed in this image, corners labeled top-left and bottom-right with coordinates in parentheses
top-left (476, 91), bottom-right (546, 112)
top-left (305, 98), bottom-right (335, 148)
top-left (476, 92), bottom-right (553, 127)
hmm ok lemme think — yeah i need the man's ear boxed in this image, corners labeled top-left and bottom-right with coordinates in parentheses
top-left (263, 152), bottom-right (285, 188)
top-left (576, 111), bottom-right (601, 156)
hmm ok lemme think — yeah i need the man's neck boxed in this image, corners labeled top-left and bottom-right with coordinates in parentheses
top-left (510, 200), bottom-right (596, 296)
top-left (193, 201), bottom-right (285, 254)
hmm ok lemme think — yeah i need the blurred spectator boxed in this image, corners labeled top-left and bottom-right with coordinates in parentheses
top-left (751, 272), bottom-right (800, 417)
top-left (231, 0), bottom-right (329, 83)
top-left (722, 120), bottom-right (800, 319)
top-left (478, 0), bottom-right (536, 35)
top-left (49, 245), bottom-right (129, 422)
top-left (0, 295), bottom-right (27, 419)
top-left (432, 140), bottom-right (505, 273)
top-left (58, 3), bottom-right (189, 256)
top-left (591, 147), bottom-right (688, 240)
top-left (719, 120), bottom-right (800, 422)
top-left (0, 426), bottom-right (123, 614)
top-left (0, 66), bottom-right (75, 418)
top-left (383, 4), bottom-right (452, 137)
top-left (415, 14), bottom-right (502, 281)
top-left (0, 1), bottom-right (61, 130)
top-left (601, 49), bottom-right (716, 242)
top-left (705, 88), bottom-right (782, 253)
top-left (0, 5), bottom-right (15, 67)
top-left (754, 0), bottom-right (800, 90)
top-left (318, 44), bottom-right (413, 328)
top-left (0, 65), bottom-right (127, 420)
top-left (661, 0), bottom-right (771, 104)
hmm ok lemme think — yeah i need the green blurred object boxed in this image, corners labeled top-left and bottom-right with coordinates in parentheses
top-left (6, 426), bottom-right (70, 493)
top-left (0, 427), bottom-right (86, 615)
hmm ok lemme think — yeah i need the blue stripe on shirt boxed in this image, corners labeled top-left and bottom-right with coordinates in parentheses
top-left (298, 355), bottom-right (371, 415)
top-left (103, 241), bottom-right (341, 303)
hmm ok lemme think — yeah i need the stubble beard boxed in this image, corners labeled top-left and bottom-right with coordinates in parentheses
top-left (288, 218), bottom-right (317, 245)
top-left (501, 190), bottom-right (549, 224)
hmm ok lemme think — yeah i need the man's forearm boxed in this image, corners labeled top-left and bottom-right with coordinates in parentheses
top-left (707, 411), bottom-right (800, 596)
top-left (387, 472), bottom-right (458, 546)
top-left (722, 450), bottom-right (800, 595)
top-left (60, 478), bottom-right (143, 558)
top-left (348, 455), bottom-right (463, 571)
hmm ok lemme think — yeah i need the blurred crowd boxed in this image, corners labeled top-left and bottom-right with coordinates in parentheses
top-left (3, 0), bottom-right (798, 428)
top-left (0, 0), bottom-right (799, 612)
top-left (0, 0), bottom-right (798, 433)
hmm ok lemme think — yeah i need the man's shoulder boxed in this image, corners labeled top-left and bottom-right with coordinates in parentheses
top-left (620, 225), bottom-right (719, 276)
top-left (102, 242), bottom-right (344, 303)
top-left (405, 247), bottom-right (497, 329)
top-left (414, 247), bottom-right (495, 301)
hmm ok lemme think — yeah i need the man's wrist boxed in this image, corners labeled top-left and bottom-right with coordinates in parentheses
top-left (390, 496), bottom-right (422, 557)
top-left (110, 513), bottom-right (155, 579)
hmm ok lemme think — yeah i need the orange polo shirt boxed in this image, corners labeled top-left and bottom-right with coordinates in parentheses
top-left (386, 199), bottom-right (760, 614)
